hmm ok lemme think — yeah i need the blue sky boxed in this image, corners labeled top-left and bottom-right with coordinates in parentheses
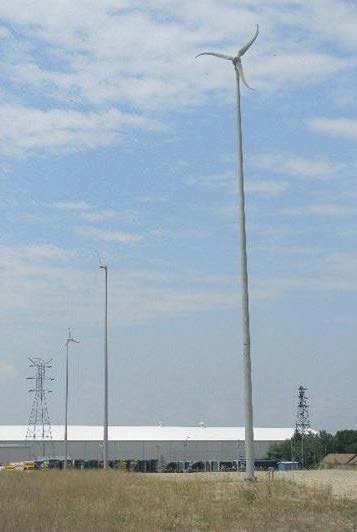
top-left (0, 1), bottom-right (356, 432)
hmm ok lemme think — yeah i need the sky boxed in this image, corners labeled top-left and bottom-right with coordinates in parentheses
top-left (0, 0), bottom-right (356, 433)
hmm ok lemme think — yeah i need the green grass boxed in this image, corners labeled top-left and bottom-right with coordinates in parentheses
top-left (0, 471), bottom-right (356, 531)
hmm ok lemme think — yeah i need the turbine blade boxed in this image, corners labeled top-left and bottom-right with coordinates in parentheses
top-left (195, 52), bottom-right (233, 61)
top-left (238, 24), bottom-right (259, 57)
top-left (236, 61), bottom-right (255, 91)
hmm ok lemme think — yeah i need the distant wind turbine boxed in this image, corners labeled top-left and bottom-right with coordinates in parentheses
top-left (99, 261), bottom-right (109, 470)
top-left (64, 328), bottom-right (79, 470)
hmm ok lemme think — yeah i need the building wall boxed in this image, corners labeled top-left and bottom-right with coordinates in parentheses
top-left (0, 439), bottom-right (276, 463)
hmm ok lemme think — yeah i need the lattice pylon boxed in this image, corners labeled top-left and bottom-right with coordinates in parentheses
top-left (26, 358), bottom-right (54, 456)
top-left (294, 385), bottom-right (311, 466)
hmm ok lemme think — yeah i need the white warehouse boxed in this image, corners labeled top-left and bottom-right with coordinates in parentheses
top-left (0, 426), bottom-right (294, 464)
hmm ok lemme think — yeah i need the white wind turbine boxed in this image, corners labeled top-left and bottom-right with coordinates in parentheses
top-left (196, 25), bottom-right (259, 481)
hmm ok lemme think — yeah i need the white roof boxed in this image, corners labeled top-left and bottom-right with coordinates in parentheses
top-left (0, 426), bottom-right (295, 442)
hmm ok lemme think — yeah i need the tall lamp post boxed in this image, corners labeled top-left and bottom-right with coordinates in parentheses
top-left (100, 263), bottom-right (109, 469)
top-left (64, 328), bottom-right (79, 470)
top-left (196, 25), bottom-right (259, 481)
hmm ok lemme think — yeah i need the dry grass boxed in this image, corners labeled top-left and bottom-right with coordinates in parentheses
top-left (276, 469), bottom-right (357, 499)
top-left (0, 471), bottom-right (356, 531)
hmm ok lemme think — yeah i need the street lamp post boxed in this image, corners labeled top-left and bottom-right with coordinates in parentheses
top-left (196, 25), bottom-right (259, 481)
top-left (100, 263), bottom-right (109, 469)
top-left (64, 328), bottom-right (79, 470)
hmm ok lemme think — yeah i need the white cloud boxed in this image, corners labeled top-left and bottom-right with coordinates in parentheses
top-left (303, 0), bottom-right (357, 52)
top-left (185, 172), bottom-right (288, 195)
top-left (325, 252), bottom-right (357, 282)
top-left (75, 226), bottom-right (142, 244)
top-left (307, 117), bottom-right (357, 140)
top-left (80, 209), bottom-right (138, 223)
top-left (0, 5), bottom-right (234, 111)
top-left (253, 152), bottom-right (345, 179)
top-left (251, 250), bottom-right (357, 297)
top-left (281, 203), bottom-right (357, 216)
top-left (0, 242), bottom-right (240, 326)
top-left (45, 201), bottom-right (92, 211)
top-left (40, 202), bottom-right (139, 224)
top-left (80, 210), bottom-right (117, 222)
top-left (0, 162), bottom-right (12, 180)
top-left (331, 89), bottom-right (357, 108)
top-left (0, 241), bottom-right (356, 333)
top-left (0, 360), bottom-right (17, 380)
top-left (0, 104), bottom-right (162, 156)
top-left (0, 1), bottom-right (353, 158)
top-left (0, 26), bottom-right (10, 40)
top-left (0, 243), bottom-right (76, 263)
top-left (185, 171), bottom-right (233, 189)
top-left (252, 52), bottom-right (350, 91)
top-left (137, 196), bottom-right (168, 204)
top-left (246, 180), bottom-right (288, 195)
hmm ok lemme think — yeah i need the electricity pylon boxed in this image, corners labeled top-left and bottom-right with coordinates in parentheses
top-left (295, 385), bottom-right (311, 466)
top-left (26, 357), bottom-right (54, 457)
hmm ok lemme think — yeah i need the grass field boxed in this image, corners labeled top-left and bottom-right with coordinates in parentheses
top-left (0, 471), bottom-right (357, 531)
top-left (278, 469), bottom-right (357, 499)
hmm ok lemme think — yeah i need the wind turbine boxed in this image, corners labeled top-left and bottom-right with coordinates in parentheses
top-left (196, 25), bottom-right (259, 481)
top-left (99, 260), bottom-right (109, 469)
top-left (64, 328), bottom-right (79, 470)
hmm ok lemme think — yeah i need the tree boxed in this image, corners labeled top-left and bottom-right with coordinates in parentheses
top-left (267, 430), bottom-right (334, 468)
top-left (267, 439), bottom-right (292, 461)
top-left (319, 430), bottom-right (335, 455)
top-left (334, 430), bottom-right (357, 453)
top-left (268, 429), bottom-right (357, 468)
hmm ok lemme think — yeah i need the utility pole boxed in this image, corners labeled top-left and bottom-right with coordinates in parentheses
top-left (64, 329), bottom-right (79, 470)
top-left (196, 25), bottom-right (259, 481)
top-left (100, 263), bottom-right (109, 469)
top-left (295, 385), bottom-right (311, 467)
top-left (26, 358), bottom-right (54, 457)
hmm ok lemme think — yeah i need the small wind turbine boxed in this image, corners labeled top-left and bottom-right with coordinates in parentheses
top-left (196, 25), bottom-right (259, 481)
top-left (64, 328), bottom-right (79, 470)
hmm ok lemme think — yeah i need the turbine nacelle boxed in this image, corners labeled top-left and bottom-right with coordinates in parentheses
top-left (195, 24), bottom-right (259, 90)
top-left (66, 328), bottom-right (79, 346)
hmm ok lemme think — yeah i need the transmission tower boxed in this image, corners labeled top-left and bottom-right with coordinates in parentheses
top-left (295, 385), bottom-right (311, 466)
top-left (26, 358), bottom-right (54, 456)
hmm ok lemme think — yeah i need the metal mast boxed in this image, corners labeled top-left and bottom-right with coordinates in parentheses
top-left (100, 263), bottom-right (109, 469)
top-left (64, 329), bottom-right (79, 470)
top-left (196, 25), bottom-right (259, 481)
top-left (295, 385), bottom-right (311, 466)
top-left (26, 358), bottom-right (54, 457)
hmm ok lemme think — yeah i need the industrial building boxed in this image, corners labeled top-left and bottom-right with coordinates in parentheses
top-left (0, 426), bottom-right (294, 464)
